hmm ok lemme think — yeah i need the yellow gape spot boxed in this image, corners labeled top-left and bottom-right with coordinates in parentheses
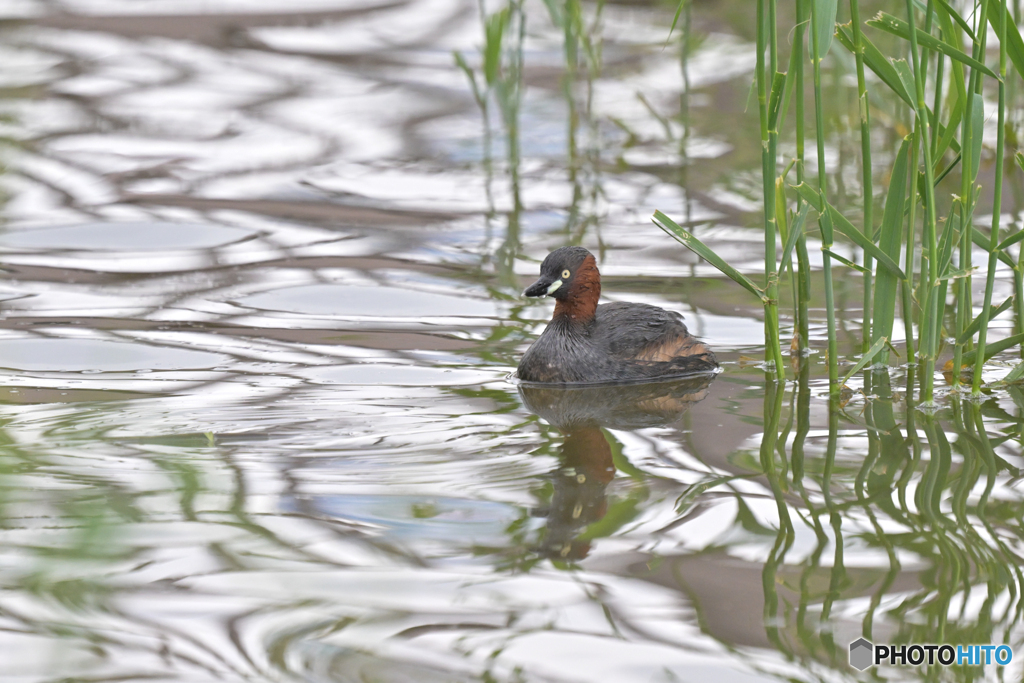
top-left (546, 280), bottom-right (563, 295)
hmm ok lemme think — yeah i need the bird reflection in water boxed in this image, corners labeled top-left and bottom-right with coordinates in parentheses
top-left (519, 373), bottom-right (716, 560)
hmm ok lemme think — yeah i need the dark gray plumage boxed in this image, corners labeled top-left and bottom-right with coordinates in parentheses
top-left (517, 247), bottom-right (717, 384)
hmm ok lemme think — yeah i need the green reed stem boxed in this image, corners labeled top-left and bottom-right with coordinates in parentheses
top-left (757, 0), bottom-right (785, 377)
top-left (905, 0), bottom-right (941, 404)
top-left (1017, 0), bottom-right (1024, 361)
top-left (915, 9), bottom-right (938, 368)
top-left (919, 2), bottom-right (935, 366)
top-left (930, 48), bottom-right (945, 157)
top-left (810, 0), bottom-right (838, 391)
top-left (974, 0), bottom-right (1008, 393)
top-left (903, 124), bottom-right (920, 362)
top-left (952, 1), bottom-right (989, 388)
top-left (1016, 13), bottom-right (1024, 360)
top-left (1017, 260), bottom-right (1024, 360)
top-left (849, 0), bottom-right (873, 354)
top-left (795, 0), bottom-right (810, 354)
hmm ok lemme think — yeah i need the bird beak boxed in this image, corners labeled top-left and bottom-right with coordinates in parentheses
top-left (524, 277), bottom-right (562, 297)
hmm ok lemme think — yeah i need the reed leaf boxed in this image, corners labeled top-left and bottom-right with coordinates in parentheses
top-left (873, 137), bottom-right (910, 357)
top-left (938, 267), bottom-right (976, 281)
top-left (1003, 360), bottom-right (1024, 384)
top-left (987, 0), bottom-right (1024, 84)
top-left (836, 26), bottom-right (913, 105)
top-left (483, 9), bottom-right (509, 87)
top-left (933, 93), bottom-right (964, 163)
top-left (933, 153), bottom-right (961, 186)
top-left (933, 0), bottom-right (977, 42)
top-left (960, 333), bottom-right (1024, 365)
top-left (958, 296), bottom-right (1015, 345)
top-left (652, 211), bottom-right (767, 303)
top-left (868, 12), bottom-right (999, 79)
top-left (938, 208), bottom-right (959, 277)
top-left (932, 4), bottom-right (969, 106)
top-left (969, 97), bottom-right (984, 182)
top-left (841, 336), bottom-right (889, 388)
top-left (895, 58), bottom-right (944, 190)
top-left (813, 0), bottom-right (838, 61)
top-left (819, 207), bottom-right (835, 249)
top-left (453, 52), bottom-right (483, 107)
top-left (997, 229), bottom-right (1024, 251)
top-left (825, 201), bottom-right (907, 280)
top-left (767, 71), bottom-right (787, 130)
top-left (891, 59), bottom-right (918, 109)
top-left (825, 249), bottom-right (870, 273)
top-left (775, 177), bottom-right (788, 261)
top-left (972, 228), bottom-right (1017, 268)
top-left (667, 0), bottom-right (688, 39)
top-left (790, 184), bottom-right (904, 279)
top-left (780, 204), bottom-right (811, 273)
top-left (791, 182), bottom-right (823, 212)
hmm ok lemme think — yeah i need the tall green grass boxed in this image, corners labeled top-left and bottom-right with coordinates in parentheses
top-left (656, 0), bottom-right (1024, 401)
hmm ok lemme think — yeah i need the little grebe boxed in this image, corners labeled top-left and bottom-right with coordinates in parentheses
top-left (517, 246), bottom-right (718, 384)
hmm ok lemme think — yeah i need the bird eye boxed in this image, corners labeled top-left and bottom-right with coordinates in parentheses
top-left (561, 269), bottom-right (571, 279)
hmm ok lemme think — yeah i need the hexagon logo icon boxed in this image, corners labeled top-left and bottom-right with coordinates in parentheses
top-left (849, 638), bottom-right (874, 671)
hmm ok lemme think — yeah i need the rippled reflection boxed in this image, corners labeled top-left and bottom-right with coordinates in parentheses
top-left (521, 375), bottom-right (715, 561)
top-left (2, 0), bottom-right (1024, 681)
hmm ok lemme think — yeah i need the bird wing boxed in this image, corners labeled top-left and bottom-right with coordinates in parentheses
top-left (593, 302), bottom-right (690, 358)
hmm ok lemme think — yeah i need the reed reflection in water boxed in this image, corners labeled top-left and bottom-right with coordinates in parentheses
top-left (671, 368), bottom-right (1024, 680)
top-left (5, 367), bottom-right (1024, 681)
top-left (516, 364), bottom-right (1024, 681)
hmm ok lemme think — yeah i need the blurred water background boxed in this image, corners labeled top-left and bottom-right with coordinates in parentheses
top-left (1, 0), bottom-right (1024, 681)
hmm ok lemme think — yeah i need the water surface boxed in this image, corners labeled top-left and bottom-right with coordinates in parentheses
top-left (1, 1), bottom-right (1024, 682)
